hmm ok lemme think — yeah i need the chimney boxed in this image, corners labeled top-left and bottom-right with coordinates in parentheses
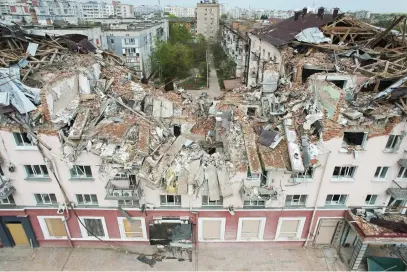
top-left (333, 8), bottom-right (339, 18)
top-left (317, 7), bottom-right (324, 19)
top-left (302, 7), bottom-right (307, 17)
top-left (30, 8), bottom-right (38, 24)
top-left (294, 11), bottom-right (301, 21)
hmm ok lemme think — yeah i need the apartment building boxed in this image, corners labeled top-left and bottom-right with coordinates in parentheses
top-left (164, 5), bottom-right (195, 18)
top-left (196, 1), bottom-right (219, 39)
top-left (104, 20), bottom-right (168, 77)
top-left (1, 11), bottom-right (407, 270)
top-left (220, 22), bottom-right (249, 83)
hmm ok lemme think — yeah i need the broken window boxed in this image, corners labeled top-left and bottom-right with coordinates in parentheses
top-left (385, 135), bottom-right (402, 151)
top-left (243, 200), bottom-right (265, 207)
top-left (293, 167), bottom-right (313, 179)
top-left (0, 166), bottom-right (3, 176)
top-left (13, 132), bottom-right (34, 146)
top-left (70, 165), bottom-right (93, 179)
top-left (365, 195), bottom-right (378, 205)
top-left (118, 200), bottom-right (139, 206)
top-left (397, 167), bottom-right (407, 179)
top-left (113, 173), bottom-right (129, 180)
top-left (81, 218), bottom-right (106, 238)
top-left (374, 166), bottom-right (389, 179)
top-left (160, 195), bottom-right (181, 206)
top-left (121, 218), bottom-right (144, 238)
top-left (35, 193), bottom-right (57, 205)
top-left (325, 194), bottom-right (348, 205)
top-left (173, 125), bottom-right (181, 137)
top-left (285, 195), bottom-right (307, 206)
top-left (332, 166), bottom-right (356, 179)
top-left (25, 165), bottom-right (49, 178)
top-left (0, 195), bottom-right (15, 205)
top-left (386, 197), bottom-right (404, 212)
top-left (342, 132), bottom-right (366, 147)
top-left (76, 194), bottom-right (98, 205)
top-left (328, 80), bottom-right (346, 89)
top-left (202, 195), bottom-right (223, 206)
top-left (247, 107), bottom-right (256, 117)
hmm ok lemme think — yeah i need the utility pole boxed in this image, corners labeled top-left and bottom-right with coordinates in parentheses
top-left (206, 49), bottom-right (209, 88)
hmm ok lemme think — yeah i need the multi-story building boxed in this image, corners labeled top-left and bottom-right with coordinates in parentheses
top-left (220, 21), bottom-right (249, 83)
top-left (120, 4), bottom-right (133, 18)
top-left (196, 1), bottom-right (220, 39)
top-left (104, 20), bottom-right (168, 77)
top-left (164, 5), bottom-right (195, 18)
top-left (133, 5), bottom-right (161, 17)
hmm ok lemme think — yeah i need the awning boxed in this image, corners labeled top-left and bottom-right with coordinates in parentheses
top-left (387, 188), bottom-right (407, 199)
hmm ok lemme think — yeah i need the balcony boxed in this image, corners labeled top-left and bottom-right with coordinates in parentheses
top-left (0, 180), bottom-right (15, 200)
top-left (105, 175), bottom-right (142, 200)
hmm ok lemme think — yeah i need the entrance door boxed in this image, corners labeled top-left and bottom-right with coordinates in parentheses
top-left (6, 223), bottom-right (29, 246)
top-left (314, 219), bottom-right (341, 245)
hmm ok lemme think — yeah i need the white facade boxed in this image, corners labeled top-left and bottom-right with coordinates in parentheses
top-left (196, 2), bottom-right (220, 39)
top-left (164, 5), bottom-right (195, 18)
top-left (120, 4), bottom-right (133, 18)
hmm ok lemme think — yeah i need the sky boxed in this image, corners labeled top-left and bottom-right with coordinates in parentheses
top-left (123, 0), bottom-right (407, 13)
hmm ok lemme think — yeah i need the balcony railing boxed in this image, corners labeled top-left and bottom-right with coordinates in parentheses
top-left (0, 180), bottom-right (15, 200)
top-left (105, 177), bottom-right (142, 200)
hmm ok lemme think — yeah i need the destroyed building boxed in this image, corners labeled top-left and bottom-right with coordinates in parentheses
top-left (1, 8), bottom-right (407, 269)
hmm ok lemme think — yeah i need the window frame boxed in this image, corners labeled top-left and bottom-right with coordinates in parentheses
top-left (325, 194), bottom-right (348, 206)
top-left (385, 134), bottom-right (401, 152)
top-left (0, 195), bottom-right (15, 205)
top-left (160, 195), bottom-right (181, 206)
top-left (275, 217), bottom-right (306, 241)
top-left (117, 217), bottom-right (147, 241)
top-left (78, 216), bottom-right (109, 240)
top-left (201, 195), bottom-right (223, 207)
top-left (236, 217), bottom-right (266, 241)
top-left (373, 166), bottom-right (389, 180)
top-left (332, 166), bottom-right (357, 181)
top-left (70, 165), bottom-right (93, 179)
top-left (198, 217), bottom-right (226, 242)
top-left (285, 195), bottom-right (308, 207)
top-left (13, 132), bottom-right (36, 149)
top-left (243, 199), bottom-right (266, 207)
top-left (76, 194), bottom-right (98, 206)
top-left (38, 216), bottom-right (68, 240)
top-left (293, 167), bottom-right (314, 181)
top-left (34, 193), bottom-right (57, 205)
top-left (397, 167), bottom-right (407, 179)
top-left (365, 194), bottom-right (378, 205)
top-left (118, 200), bottom-right (139, 207)
top-left (25, 164), bottom-right (49, 179)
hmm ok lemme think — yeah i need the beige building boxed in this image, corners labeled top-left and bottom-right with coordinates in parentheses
top-left (196, 1), bottom-right (220, 39)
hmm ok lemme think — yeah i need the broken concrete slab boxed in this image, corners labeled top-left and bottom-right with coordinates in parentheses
top-left (68, 108), bottom-right (90, 140)
top-left (206, 165), bottom-right (220, 201)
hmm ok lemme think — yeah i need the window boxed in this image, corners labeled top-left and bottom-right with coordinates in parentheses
top-left (325, 194), bottom-right (348, 205)
top-left (285, 195), bottom-right (307, 206)
top-left (114, 173), bottom-right (128, 180)
top-left (385, 135), bottom-right (402, 151)
top-left (247, 107), bottom-right (256, 116)
top-left (38, 216), bottom-right (67, 239)
top-left (294, 167), bottom-right (313, 179)
top-left (386, 197), bottom-right (404, 212)
top-left (332, 166), bottom-right (356, 179)
top-left (202, 196), bottom-right (223, 206)
top-left (118, 217), bottom-right (147, 240)
top-left (78, 217), bottom-right (108, 239)
top-left (276, 218), bottom-right (306, 240)
top-left (13, 132), bottom-right (34, 146)
top-left (0, 165), bottom-right (4, 176)
top-left (374, 167), bottom-right (389, 179)
top-left (25, 165), bottom-right (49, 178)
top-left (342, 132), bottom-right (367, 148)
top-left (397, 167), bottom-right (407, 179)
top-left (35, 193), bottom-right (57, 205)
top-left (0, 195), bottom-right (15, 205)
top-left (160, 195), bottom-right (181, 206)
top-left (118, 200), bottom-right (139, 206)
top-left (70, 165), bottom-right (92, 179)
top-left (365, 195), bottom-right (378, 205)
top-left (110, 38), bottom-right (114, 44)
top-left (244, 200), bottom-right (265, 207)
top-left (268, 52), bottom-right (271, 60)
top-left (237, 217), bottom-right (266, 240)
top-left (76, 194), bottom-right (98, 205)
top-left (198, 218), bottom-right (226, 241)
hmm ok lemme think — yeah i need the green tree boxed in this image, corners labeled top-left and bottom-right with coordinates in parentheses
top-left (168, 14), bottom-right (177, 18)
top-left (221, 14), bottom-right (228, 20)
top-left (151, 40), bottom-right (193, 80)
top-left (191, 34), bottom-right (208, 63)
top-left (169, 23), bottom-right (193, 44)
top-left (260, 14), bottom-right (268, 20)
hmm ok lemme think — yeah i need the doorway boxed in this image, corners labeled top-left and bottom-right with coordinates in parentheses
top-left (6, 223), bottom-right (29, 246)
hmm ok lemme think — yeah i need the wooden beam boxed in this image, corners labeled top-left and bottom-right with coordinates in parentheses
top-left (369, 16), bottom-right (406, 48)
top-left (403, 18), bottom-right (407, 45)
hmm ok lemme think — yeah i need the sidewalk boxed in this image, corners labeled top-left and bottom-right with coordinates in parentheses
top-left (185, 63), bottom-right (223, 100)
top-left (0, 244), bottom-right (349, 271)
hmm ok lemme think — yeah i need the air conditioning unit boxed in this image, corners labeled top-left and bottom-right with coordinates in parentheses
top-left (0, 185), bottom-right (11, 197)
top-left (122, 190), bottom-right (133, 197)
top-left (57, 204), bottom-right (67, 214)
top-left (113, 190), bottom-right (122, 196)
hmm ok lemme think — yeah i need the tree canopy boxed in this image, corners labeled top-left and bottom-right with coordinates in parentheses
top-left (169, 23), bottom-right (193, 44)
top-left (260, 14), bottom-right (268, 19)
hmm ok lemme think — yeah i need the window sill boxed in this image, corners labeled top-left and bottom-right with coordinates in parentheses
top-left (76, 204), bottom-right (99, 208)
top-left (383, 149), bottom-right (397, 153)
top-left (36, 204), bottom-right (58, 207)
top-left (275, 237), bottom-right (300, 241)
top-left (323, 205), bottom-right (347, 209)
top-left (243, 206), bottom-right (266, 209)
top-left (25, 177), bottom-right (52, 182)
top-left (284, 205), bottom-right (306, 209)
top-left (394, 178), bottom-right (407, 182)
top-left (371, 178), bottom-right (387, 182)
top-left (69, 178), bottom-right (94, 181)
top-left (331, 178), bottom-right (355, 182)
top-left (14, 146), bottom-right (37, 151)
top-left (293, 178), bottom-right (313, 183)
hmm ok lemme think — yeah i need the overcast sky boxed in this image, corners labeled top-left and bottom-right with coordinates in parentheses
top-left (125, 0), bottom-right (407, 13)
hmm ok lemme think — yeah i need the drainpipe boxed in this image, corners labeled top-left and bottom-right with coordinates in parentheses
top-left (303, 150), bottom-right (331, 248)
top-left (245, 37), bottom-right (251, 87)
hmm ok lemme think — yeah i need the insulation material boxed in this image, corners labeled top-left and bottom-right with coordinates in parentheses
top-left (295, 27), bottom-right (332, 44)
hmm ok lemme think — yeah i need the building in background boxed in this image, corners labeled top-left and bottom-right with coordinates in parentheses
top-left (196, 1), bottom-right (220, 39)
top-left (104, 20), bottom-right (168, 77)
top-left (168, 17), bottom-right (196, 35)
top-left (164, 5), bottom-right (195, 18)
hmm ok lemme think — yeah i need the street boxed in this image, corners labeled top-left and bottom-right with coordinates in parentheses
top-left (0, 244), bottom-right (349, 271)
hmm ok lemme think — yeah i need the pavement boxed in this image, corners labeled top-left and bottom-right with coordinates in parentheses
top-left (0, 244), bottom-right (349, 271)
top-left (185, 63), bottom-right (223, 100)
